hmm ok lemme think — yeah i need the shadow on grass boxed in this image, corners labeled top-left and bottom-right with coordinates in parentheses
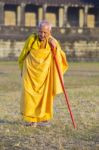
top-left (0, 119), bottom-right (22, 125)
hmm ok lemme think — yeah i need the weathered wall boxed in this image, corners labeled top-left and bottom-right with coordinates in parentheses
top-left (63, 41), bottom-right (99, 53)
top-left (63, 41), bottom-right (99, 61)
top-left (0, 40), bottom-right (99, 61)
top-left (0, 40), bottom-right (24, 60)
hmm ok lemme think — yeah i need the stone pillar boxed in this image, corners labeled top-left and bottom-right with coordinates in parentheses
top-left (84, 5), bottom-right (88, 27)
top-left (0, 2), bottom-right (4, 25)
top-left (58, 7), bottom-right (64, 27)
top-left (42, 4), bottom-right (47, 20)
top-left (17, 5), bottom-right (21, 26)
top-left (20, 3), bottom-right (25, 26)
top-left (96, 8), bottom-right (99, 27)
top-left (63, 5), bottom-right (69, 27)
top-left (38, 7), bottom-right (43, 23)
top-left (79, 8), bottom-right (84, 28)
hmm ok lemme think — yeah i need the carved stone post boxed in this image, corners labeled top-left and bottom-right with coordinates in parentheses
top-left (38, 7), bottom-right (43, 23)
top-left (17, 5), bottom-right (21, 26)
top-left (84, 5), bottom-right (88, 27)
top-left (0, 2), bottom-right (4, 25)
top-left (63, 5), bottom-right (68, 27)
top-left (58, 7), bottom-right (64, 27)
top-left (20, 3), bottom-right (25, 26)
top-left (42, 4), bottom-right (47, 20)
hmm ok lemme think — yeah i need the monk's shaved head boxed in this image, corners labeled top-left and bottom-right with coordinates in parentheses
top-left (38, 20), bottom-right (52, 31)
top-left (38, 20), bottom-right (52, 41)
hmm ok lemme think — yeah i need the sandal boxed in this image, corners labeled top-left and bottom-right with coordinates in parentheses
top-left (25, 122), bottom-right (37, 127)
top-left (37, 121), bottom-right (51, 127)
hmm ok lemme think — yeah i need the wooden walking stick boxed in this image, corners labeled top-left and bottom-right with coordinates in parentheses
top-left (50, 44), bottom-right (76, 128)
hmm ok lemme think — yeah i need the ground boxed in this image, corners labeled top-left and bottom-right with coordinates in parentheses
top-left (0, 61), bottom-right (99, 150)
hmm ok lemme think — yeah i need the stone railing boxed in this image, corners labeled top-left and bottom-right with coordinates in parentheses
top-left (66, 50), bottom-right (99, 61)
top-left (0, 25), bottom-right (99, 41)
top-left (0, 26), bottom-right (37, 40)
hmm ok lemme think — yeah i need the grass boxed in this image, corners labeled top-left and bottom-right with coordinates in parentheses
top-left (0, 61), bottom-right (99, 150)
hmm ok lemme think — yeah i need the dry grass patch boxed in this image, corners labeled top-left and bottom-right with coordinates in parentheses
top-left (0, 61), bottom-right (99, 150)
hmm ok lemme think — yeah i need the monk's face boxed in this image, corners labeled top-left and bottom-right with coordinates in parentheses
top-left (38, 25), bottom-right (51, 41)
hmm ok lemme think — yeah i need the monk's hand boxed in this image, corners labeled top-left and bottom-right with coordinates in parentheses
top-left (48, 38), bottom-right (57, 50)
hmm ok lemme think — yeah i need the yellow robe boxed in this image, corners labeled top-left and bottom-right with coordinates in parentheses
top-left (18, 34), bottom-right (68, 122)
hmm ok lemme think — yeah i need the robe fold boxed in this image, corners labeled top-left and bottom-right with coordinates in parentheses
top-left (18, 34), bottom-right (68, 122)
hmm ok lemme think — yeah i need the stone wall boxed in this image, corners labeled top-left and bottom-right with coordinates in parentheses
top-left (63, 41), bottom-right (99, 61)
top-left (0, 40), bottom-right (99, 61)
top-left (1, 2), bottom-right (99, 28)
top-left (0, 40), bottom-right (24, 60)
top-left (63, 41), bottom-right (99, 53)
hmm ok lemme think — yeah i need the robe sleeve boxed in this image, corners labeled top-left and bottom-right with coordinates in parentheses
top-left (51, 37), bottom-right (68, 74)
top-left (18, 34), bottom-right (35, 70)
top-left (56, 41), bottom-right (68, 74)
top-left (52, 39), bottom-right (69, 95)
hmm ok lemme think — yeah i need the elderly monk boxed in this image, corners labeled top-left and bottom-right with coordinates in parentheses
top-left (18, 20), bottom-right (68, 126)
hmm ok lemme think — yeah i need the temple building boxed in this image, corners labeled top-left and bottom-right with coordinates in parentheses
top-left (0, 0), bottom-right (99, 60)
top-left (0, 0), bottom-right (99, 39)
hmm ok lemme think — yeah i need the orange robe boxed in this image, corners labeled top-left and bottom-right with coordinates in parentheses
top-left (18, 34), bottom-right (68, 122)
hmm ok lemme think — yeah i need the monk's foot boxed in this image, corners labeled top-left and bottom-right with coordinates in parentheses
top-left (37, 121), bottom-right (51, 127)
top-left (25, 122), bottom-right (37, 127)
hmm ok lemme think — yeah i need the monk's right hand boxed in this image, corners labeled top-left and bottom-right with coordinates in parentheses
top-left (48, 38), bottom-right (57, 50)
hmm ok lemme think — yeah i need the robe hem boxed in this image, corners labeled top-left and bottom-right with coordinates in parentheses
top-left (21, 114), bottom-right (53, 123)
